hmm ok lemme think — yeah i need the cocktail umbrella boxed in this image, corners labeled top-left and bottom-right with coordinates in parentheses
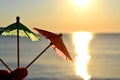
top-left (26, 28), bottom-right (72, 69)
top-left (0, 17), bottom-right (40, 68)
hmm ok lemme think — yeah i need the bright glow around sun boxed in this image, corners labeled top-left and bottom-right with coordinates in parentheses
top-left (73, 32), bottom-right (93, 80)
top-left (73, 0), bottom-right (91, 7)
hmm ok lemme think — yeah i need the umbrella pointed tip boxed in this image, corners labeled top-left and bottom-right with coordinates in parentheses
top-left (33, 28), bottom-right (38, 30)
top-left (67, 57), bottom-right (73, 62)
top-left (16, 16), bottom-right (20, 23)
top-left (59, 33), bottom-right (63, 37)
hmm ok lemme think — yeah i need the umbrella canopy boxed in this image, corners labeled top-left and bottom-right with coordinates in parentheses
top-left (33, 28), bottom-right (72, 61)
top-left (0, 17), bottom-right (39, 41)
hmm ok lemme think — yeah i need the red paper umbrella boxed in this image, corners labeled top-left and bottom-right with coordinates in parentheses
top-left (26, 28), bottom-right (72, 69)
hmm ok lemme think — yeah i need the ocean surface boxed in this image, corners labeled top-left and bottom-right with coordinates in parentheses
top-left (1, 33), bottom-right (120, 80)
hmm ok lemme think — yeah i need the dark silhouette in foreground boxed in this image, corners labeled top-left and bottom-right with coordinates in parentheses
top-left (0, 68), bottom-right (28, 80)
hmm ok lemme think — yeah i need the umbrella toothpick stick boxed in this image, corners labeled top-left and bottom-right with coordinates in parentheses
top-left (0, 58), bottom-right (12, 72)
top-left (25, 43), bottom-right (53, 69)
top-left (16, 17), bottom-right (20, 68)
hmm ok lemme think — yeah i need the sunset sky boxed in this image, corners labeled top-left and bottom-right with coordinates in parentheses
top-left (0, 0), bottom-right (120, 33)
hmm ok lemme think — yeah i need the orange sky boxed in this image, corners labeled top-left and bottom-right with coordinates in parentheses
top-left (0, 0), bottom-right (120, 33)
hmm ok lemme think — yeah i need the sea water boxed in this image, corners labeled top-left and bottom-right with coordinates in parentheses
top-left (0, 33), bottom-right (120, 80)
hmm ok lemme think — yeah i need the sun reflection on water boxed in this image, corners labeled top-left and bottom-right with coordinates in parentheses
top-left (72, 32), bottom-right (93, 80)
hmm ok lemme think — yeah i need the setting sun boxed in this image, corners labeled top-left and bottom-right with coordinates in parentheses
top-left (73, 0), bottom-right (91, 7)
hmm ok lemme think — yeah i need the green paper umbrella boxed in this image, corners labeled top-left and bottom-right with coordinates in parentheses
top-left (0, 17), bottom-right (40, 68)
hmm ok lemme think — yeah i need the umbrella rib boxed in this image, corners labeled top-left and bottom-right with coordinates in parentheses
top-left (25, 43), bottom-right (53, 69)
top-left (23, 31), bottom-right (30, 39)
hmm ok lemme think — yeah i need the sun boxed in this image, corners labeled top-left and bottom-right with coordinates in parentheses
top-left (73, 0), bottom-right (91, 7)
